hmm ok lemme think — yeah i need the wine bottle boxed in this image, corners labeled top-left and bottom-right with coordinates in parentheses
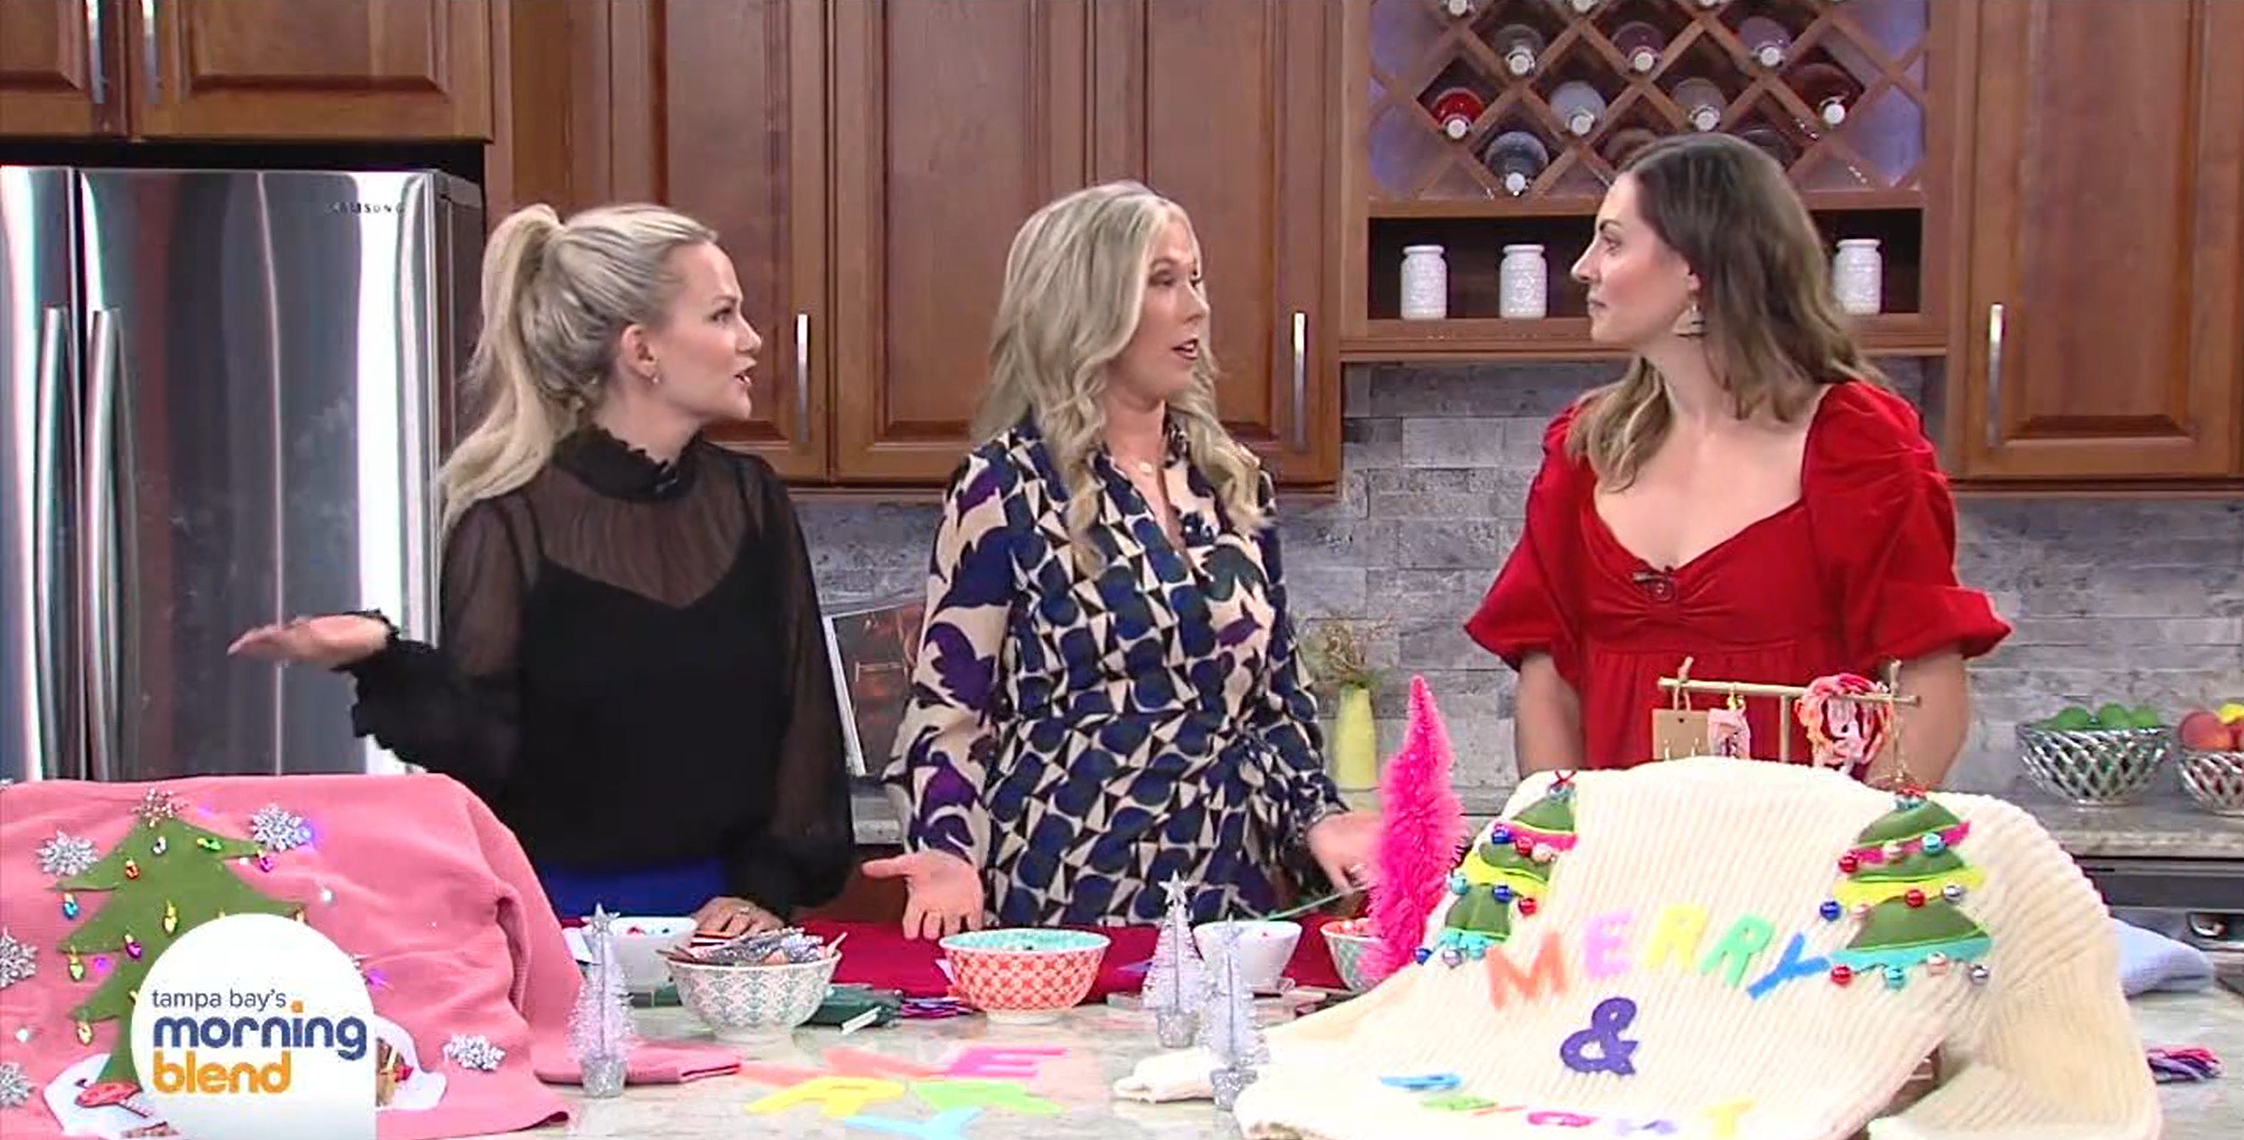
top-left (1549, 81), bottom-right (1607, 138)
top-left (1495, 25), bottom-right (1545, 77)
top-left (1611, 22), bottom-right (1666, 74)
top-left (1791, 62), bottom-right (1861, 128)
top-left (1738, 16), bottom-right (1791, 69)
top-left (1430, 87), bottom-right (1488, 141)
top-left (1482, 131), bottom-right (1551, 196)
top-left (1443, 0), bottom-right (1475, 17)
top-left (1673, 78), bottom-right (1724, 133)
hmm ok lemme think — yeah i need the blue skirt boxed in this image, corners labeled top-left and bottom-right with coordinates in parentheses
top-left (536, 856), bottom-right (728, 921)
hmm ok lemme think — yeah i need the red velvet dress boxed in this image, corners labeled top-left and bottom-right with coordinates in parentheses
top-left (1465, 381), bottom-right (2011, 770)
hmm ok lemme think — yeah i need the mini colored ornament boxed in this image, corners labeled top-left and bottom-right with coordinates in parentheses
top-left (195, 836), bottom-right (223, 853)
top-left (1924, 952), bottom-right (1950, 976)
top-left (1904, 889), bottom-right (1926, 908)
top-left (1440, 947), bottom-right (1464, 967)
top-left (1837, 854), bottom-right (1860, 874)
top-left (122, 859), bottom-right (139, 880)
top-left (1884, 842), bottom-right (1905, 862)
top-left (1968, 964), bottom-right (1990, 985)
top-left (61, 893), bottom-right (79, 920)
top-left (1490, 826), bottom-right (1512, 845)
top-left (1829, 964), bottom-right (1854, 986)
top-left (67, 952), bottom-right (84, 982)
top-left (1943, 883), bottom-right (1966, 903)
top-left (1413, 947), bottom-right (1433, 965)
top-left (1883, 966), bottom-right (1906, 990)
top-left (257, 854), bottom-right (275, 873)
top-left (1921, 832), bottom-right (1946, 855)
top-left (1518, 897), bottom-right (1538, 917)
top-left (151, 836), bottom-right (168, 856)
top-left (1531, 842), bottom-right (1556, 863)
top-left (1447, 872), bottom-right (1468, 895)
top-left (1819, 900), bottom-right (1842, 921)
top-left (123, 933), bottom-right (142, 960)
top-left (1852, 901), bottom-right (1872, 919)
top-left (75, 1020), bottom-right (93, 1046)
top-left (162, 901), bottom-right (178, 935)
top-left (0, 932), bottom-right (33, 989)
top-left (37, 831), bottom-right (98, 877)
top-left (1513, 837), bottom-right (1533, 857)
top-left (1493, 884), bottom-right (1513, 903)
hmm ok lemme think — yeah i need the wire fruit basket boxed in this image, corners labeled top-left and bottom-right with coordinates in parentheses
top-left (2015, 723), bottom-right (2173, 805)
top-left (2178, 749), bottom-right (2244, 816)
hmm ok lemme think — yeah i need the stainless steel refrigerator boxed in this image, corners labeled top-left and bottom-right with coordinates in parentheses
top-left (2, 167), bottom-right (482, 784)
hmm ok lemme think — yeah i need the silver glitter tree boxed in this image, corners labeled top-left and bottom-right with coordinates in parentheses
top-left (1142, 876), bottom-right (1206, 1047)
top-left (1195, 922), bottom-right (1267, 1111)
top-left (568, 907), bottom-right (635, 1097)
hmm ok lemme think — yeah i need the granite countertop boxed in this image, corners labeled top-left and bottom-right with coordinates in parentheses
top-left (850, 780), bottom-right (2244, 860)
top-left (470, 988), bottom-right (2243, 1139)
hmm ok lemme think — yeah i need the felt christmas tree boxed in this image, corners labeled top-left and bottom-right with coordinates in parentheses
top-left (1360, 677), bottom-right (1466, 985)
top-left (1824, 790), bottom-right (1993, 990)
top-left (1142, 876), bottom-right (1205, 1047)
top-left (1423, 774), bottom-right (1576, 966)
top-left (570, 907), bottom-right (636, 1097)
top-left (1196, 923), bottom-right (1267, 1111)
top-left (53, 788), bottom-right (302, 1100)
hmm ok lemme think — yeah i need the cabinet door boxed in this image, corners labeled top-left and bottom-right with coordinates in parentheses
top-left (127, 0), bottom-right (491, 139)
top-left (1098, 0), bottom-right (1340, 486)
top-left (1956, 0), bottom-right (2244, 481)
top-left (827, 0), bottom-right (1092, 484)
top-left (0, 0), bottom-right (121, 135)
top-left (597, 0), bottom-right (828, 480)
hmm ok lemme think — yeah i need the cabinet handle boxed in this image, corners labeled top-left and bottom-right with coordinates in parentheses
top-left (1289, 310), bottom-right (1307, 450)
top-left (140, 0), bottom-right (158, 100)
top-left (1983, 302), bottom-right (2004, 451)
top-left (84, 0), bottom-right (105, 107)
top-left (794, 312), bottom-right (810, 430)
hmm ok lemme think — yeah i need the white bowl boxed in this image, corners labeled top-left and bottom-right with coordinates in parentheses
top-left (1194, 919), bottom-right (1302, 993)
top-left (669, 952), bottom-right (842, 1042)
top-left (565, 915), bottom-right (694, 993)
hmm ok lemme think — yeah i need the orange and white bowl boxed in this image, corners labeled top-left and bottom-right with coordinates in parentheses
top-left (938, 928), bottom-right (1109, 1023)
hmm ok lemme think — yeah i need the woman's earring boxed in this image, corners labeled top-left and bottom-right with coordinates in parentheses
top-left (1674, 300), bottom-right (1705, 338)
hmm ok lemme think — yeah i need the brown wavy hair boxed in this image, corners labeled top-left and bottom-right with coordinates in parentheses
top-left (1568, 133), bottom-right (1882, 489)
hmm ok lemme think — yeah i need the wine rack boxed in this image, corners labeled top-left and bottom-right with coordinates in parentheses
top-left (1343, 0), bottom-right (1956, 360)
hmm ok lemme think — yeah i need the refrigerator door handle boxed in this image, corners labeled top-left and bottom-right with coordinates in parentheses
top-left (34, 306), bottom-right (72, 778)
top-left (81, 308), bottom-right (121, 783)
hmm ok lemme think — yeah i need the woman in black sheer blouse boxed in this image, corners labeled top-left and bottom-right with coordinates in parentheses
top-left (229, 203), bottom-right (854, 935)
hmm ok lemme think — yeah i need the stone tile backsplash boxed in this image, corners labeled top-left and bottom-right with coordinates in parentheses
top-left (799, 362), bottom-right (2244, 797)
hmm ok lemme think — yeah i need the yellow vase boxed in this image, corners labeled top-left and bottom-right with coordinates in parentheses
top-left (1330, 683), bottom-right (1380, 792)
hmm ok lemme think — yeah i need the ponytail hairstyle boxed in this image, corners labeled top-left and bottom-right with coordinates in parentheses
top-left (973, 181), bottom-right (1264, 571)
top-left (440, 203), bottom-right (717, 531)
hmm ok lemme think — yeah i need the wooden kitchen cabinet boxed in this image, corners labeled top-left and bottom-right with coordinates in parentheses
top-left (1949, 0), bottom-right (2244, 485)
top-left (0, 0), bottom-right (493, 141)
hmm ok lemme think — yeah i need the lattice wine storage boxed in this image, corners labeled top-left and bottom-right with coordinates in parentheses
top-left (1344, 0), bottom-right (1954, 359)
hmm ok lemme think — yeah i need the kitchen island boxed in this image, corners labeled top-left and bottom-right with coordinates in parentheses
top-left (470, 987), bottom-right (2241, 1139)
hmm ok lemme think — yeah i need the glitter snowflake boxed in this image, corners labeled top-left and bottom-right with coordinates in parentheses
top-left (0, 932), bottom-right (33, 990)
top-left (36, 830), bottom-right (97, 878)
top-left (136, 787), bottom-right (181, 824)
top-left (443, 1033), bottom-right (505, 1072)
top-left (248, 804), bottom-right (311, 853)
top-left (0, 1061), bottom-right (33, 1109)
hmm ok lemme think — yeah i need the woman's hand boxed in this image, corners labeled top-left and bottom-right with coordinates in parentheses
top-left (860, 850), bottom-right (984, 940)
top-left (1305, 810), bottom-right (1380, 895)
top-left (691, 896), bottom-right (785, 939)
top-left (227, 614), bottom-right (391, 669)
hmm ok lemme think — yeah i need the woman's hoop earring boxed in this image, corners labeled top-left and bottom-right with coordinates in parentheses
top-left (1674, 301), bottom-right (1706, 339)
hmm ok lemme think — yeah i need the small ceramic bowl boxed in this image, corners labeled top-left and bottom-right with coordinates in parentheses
top-left (939, 928), bottom-right (1110, 1023)
top-left (1320, 926), bottom-right (1380, 992)
top-left (565, 916), bottom-right (695, 994)
top-left (1194, 919), bottom-right (1302, 993)
top-left (669, 952), bottom-right (841, 1042)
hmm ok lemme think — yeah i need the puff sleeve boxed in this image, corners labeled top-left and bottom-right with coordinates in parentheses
top-left (1464, 403), bottom-right (1588, 687)
top-left (1806, 383), bottom-right (2011, 670)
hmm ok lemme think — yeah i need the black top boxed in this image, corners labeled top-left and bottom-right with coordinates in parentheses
top-left (343, 427), bottom-right (855, 916)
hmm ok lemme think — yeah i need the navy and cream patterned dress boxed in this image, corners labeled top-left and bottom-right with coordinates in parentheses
top-left (882, 418), bottom-right (1347, 926)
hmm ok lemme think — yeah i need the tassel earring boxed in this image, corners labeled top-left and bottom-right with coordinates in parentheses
top-left (1674, 300), bottom-right (1706, 338)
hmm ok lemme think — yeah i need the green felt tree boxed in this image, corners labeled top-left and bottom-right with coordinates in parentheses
top-left (54, 789), bottom-right (301, 1098)
top-left (1431, 777), bottom-right (1576, 959)
top-left (1826, 792), bottom-right (1991, 988)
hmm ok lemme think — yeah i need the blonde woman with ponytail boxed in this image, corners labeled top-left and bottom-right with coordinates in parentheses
top-left (230, 204), bottom-right (855, 933)
top-left (1466, 134), bottom-right (2008, 786)
top-left (863, 182), bottom-right (1377, 937)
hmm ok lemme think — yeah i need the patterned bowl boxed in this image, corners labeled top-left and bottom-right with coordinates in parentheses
top-left (668, 951), bottom-right (840, 1042)
top-left (1320, 927), bottom-right (1380, 992)
top-left (2016, 722), bottom-right (2173, 805)
top-left (939, 928), bottom-right (1110, 1023)
top-left (2179, 750), bottom-right (2244, 816)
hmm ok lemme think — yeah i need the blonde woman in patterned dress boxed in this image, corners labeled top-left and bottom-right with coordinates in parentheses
top-left (863, 182), bottom-right (1379, 937)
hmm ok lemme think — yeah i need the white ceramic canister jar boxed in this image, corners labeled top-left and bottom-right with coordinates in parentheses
top-left (1499, 244), bottom-right (1548, 319)
top-left (1401, 244), bottom-right (1449, 320)
top-left (1833, 238), bottom-right (1882, 315)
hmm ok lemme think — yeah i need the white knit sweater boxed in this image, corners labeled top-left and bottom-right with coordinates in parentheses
top-left (1116, 758), bottom-right (2160, 1140)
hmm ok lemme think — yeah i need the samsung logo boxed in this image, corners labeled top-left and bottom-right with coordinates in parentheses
top-left (329, 202), bottom-right (398, 215)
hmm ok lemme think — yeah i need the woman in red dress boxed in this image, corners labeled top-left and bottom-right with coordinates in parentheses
top-left (1465, 134), bottom-right (2010, 786)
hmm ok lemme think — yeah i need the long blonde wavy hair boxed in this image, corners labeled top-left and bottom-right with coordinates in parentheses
top-left (1568, 133), bottom-right (1882, 488)
top-left (972, 182), bottom-right (1264, 567)
top-left (440, 203), bottom-right (717, 532)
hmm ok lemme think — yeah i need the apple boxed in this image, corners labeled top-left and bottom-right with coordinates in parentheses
top-left (2179, 709), bottom-right (2242, 752)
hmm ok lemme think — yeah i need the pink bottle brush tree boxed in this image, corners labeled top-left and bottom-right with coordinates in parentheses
top-left (1359, 675), bottom-right (1467, 984)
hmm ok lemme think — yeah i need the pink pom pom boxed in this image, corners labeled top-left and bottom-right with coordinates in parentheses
top-left (1358, 676), bottom-right (1466, 984)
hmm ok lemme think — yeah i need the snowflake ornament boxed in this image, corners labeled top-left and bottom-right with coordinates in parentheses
top-left (248, 804), bottom-right (311, 853)
top-left (0, 1061), bottom-right (33, 1109)
top-left (0, 932), bottom-right (34, 990)
top-left (36, 831), bottom-right (96, 878)
top-left (135, 788), bottom-right (181, 824)
top-left (442, 1033), bottom-right (505, 1072)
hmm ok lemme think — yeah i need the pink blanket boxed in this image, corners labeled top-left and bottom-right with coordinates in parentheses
top-left (0, 774), bottom-right (738, 1140)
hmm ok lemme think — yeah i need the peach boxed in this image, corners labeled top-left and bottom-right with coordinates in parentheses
top-left (2179, 710), bottom-right (2237, 751)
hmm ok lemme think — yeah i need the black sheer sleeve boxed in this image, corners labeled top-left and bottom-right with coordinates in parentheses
top-left (341, 497), bottom-right (533, 787)
top-left (723, 455), bottom-right (857, 916)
